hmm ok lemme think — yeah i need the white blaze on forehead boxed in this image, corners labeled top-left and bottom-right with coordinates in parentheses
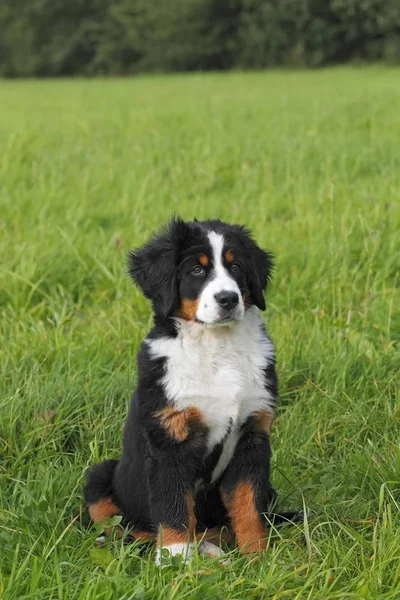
top-left (195, 230), bottom-right (244, 324)
top-left (207, 231), bottom-right (238, 293)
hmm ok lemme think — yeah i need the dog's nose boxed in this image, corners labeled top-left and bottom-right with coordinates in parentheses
top-left (214, 291), bottom-right (239, 311)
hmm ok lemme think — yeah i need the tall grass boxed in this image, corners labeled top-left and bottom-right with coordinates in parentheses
top-left (0, 68), bottom-right (399, 599)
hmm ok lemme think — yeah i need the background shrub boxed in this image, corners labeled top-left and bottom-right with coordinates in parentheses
top-left (1, 0), bottom-right (400, 76)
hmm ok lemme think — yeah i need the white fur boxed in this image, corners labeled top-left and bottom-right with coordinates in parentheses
top-left (196, 232), bottom-right (245, 324)
top-left (146, 306), bottom-right (276, 481)
top-left (198, 540), bottom-right (225, 557)
top-left (155, 542), bottom-right (195, 566)
top-left (95, 535), bottom-right (106, 546)
top-left (155, 541), bottom-right (227, 566)
top-left (211, 427), bottom-right (240, 483)
top-left (198, 540), bottom-right (229, 564)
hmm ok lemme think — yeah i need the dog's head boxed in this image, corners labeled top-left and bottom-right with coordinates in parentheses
top-left (128, 217), bottom-right (273, 326)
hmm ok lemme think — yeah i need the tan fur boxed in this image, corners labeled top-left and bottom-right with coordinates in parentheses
top-left (199, 254), bottom-right (209, 266)
top-left (157, 494), bottom-right (196, 546)
top-left (253, 409), bottom-right (274, 434)
top-left (156, 405), bottom-right (204, 442)
top-left (178, 298), bottom-right (199, 321)
top-left (127, 529), bottom-right (154, 541)
top-left (224, 250), bottom-right (234, 263)
top-left (89, 498), bottom-right (120, 523)
top-left (222, 482), bottom-right (266, 553)
top-left (128, 526), bottom-right (233, 544)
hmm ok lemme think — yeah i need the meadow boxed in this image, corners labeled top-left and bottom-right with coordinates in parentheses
top-left (0, 68), bottom-right (399, 599)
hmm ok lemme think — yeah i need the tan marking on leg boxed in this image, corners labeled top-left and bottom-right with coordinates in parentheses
top-left (88, 499), bottom-right (152, 542)
top-left (178, 298), bottom-right (199, 321)
top-left (128, 529), bottom-right (154, 541)
top-left (222, 482), bottom-right (266, 553)
top-left (253, 409), bottom-right (274, 434)
top-left (199, 254), bottom-right (209, 267)
top-left (224, 250), bottom-right (234, 263)
top-left (158, 527), bottom-right (188, 545)
top-left (157, 493), bottom-right (196, 547)
top-left (155, 406), bottom-right (204, 442)
top-left (89, 498), bottom-right (120, 523)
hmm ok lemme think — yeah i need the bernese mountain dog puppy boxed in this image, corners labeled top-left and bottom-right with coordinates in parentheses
top-left (84, 217), bottom-right (304, 564)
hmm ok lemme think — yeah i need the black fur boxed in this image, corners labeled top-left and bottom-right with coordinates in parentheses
top-left (84, 218), bottom-right (303, 551)
top-left (84, 459), bottom-right (119, 505)
top-left (128, 218), bottom-right (189, 317)
top-left (220, 415), bottom-right (276, 514)
top-left (128, 218), bottom-right (273, 316)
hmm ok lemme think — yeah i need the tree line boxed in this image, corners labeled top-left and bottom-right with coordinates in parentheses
top-left (1, 0), bottom-right (400, 77)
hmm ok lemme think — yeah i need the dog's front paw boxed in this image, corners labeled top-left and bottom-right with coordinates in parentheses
top-left (94, 535), bottom-right (106, 546)
top-left (155, 542), bottom-right (195, 566)
top-left (199, 541), bottom-right (230, 566)
top-left (198, 540), bottom-right (225, 558)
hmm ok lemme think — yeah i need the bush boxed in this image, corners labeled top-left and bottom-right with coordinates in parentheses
top-left (1, 0), bottom-right (400, 76)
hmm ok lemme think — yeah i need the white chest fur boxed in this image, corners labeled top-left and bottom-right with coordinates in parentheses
top-left (146, 307), bottom-right (276, 470)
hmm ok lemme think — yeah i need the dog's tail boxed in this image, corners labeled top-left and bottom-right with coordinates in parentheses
top-left (83, 459), bottom-right (120, 523)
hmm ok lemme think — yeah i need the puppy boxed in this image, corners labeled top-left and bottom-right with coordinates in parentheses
top-left (84, 218), bottom-right (302, 563)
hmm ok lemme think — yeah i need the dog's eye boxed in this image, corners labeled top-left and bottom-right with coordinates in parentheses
top-left (231, 262), bottom-right (241, 272)
top-left (192, 266), bottom-right (205, 276)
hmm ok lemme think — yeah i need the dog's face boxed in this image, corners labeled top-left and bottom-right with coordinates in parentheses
top-left (177, 229), bottom-right (248, 325)
top-left (128, 218), bottom-right (273, 326)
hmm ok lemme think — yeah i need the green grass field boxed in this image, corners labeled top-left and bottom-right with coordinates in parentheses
top-left (1, 67), bottom-right (399, 599)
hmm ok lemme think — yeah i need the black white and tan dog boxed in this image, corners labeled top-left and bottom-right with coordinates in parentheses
top-left (84, 218), bottom-right (304, 563)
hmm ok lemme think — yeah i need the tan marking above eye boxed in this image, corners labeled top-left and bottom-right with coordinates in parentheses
top-left (225, 250), bottom-right (234, 263)
top-left (199, 254), bottom-right (209, 266)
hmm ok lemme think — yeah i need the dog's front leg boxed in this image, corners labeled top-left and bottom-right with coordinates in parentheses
top-left (220, 410), bottom-right (276, 553)
top-left (147, 405), bottom-right (207, 565)
top-left (149, 456), bottom-right (198, 565)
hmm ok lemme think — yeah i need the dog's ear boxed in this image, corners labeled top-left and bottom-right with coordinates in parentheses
top-left (128, 217), bottom-right (188, 317)
top-left (243, 232), bottom-right (274, 311)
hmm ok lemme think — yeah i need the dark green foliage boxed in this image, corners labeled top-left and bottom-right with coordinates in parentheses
top-left (234, 0), bottom-right (400, 68)
top-left (1, 0), bottom-right (400, 76)
top-left (0, 0), bottom-right (109, 76)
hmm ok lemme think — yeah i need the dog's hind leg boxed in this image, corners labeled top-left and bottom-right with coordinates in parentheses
top-left (84, 459), bottom-right (120, 536)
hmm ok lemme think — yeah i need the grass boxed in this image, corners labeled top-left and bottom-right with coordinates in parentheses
top-left (0, 67), bottom-right (399, 599)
